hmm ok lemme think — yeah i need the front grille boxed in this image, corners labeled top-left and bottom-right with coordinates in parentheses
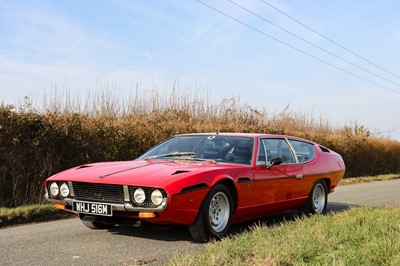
top-left (72, 182), bottom-right (124, 203)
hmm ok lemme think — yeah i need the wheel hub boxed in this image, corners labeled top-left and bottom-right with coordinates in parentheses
top-left (209, 192), bottom-right (230, 233)
top-left (312, 183), bottom-right (326, 213)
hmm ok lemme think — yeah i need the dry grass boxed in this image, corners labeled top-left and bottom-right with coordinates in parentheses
top-left (1, 89), bottom-right (399, 207)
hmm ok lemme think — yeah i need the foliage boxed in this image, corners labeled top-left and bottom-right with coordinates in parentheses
top-left (0, 91), bottom-right (399, 207)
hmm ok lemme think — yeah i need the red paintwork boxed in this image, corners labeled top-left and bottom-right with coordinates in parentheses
top-left (45, 133), bottom-right (345, 225)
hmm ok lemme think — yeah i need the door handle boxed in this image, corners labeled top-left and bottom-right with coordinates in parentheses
top-left (295, 175), bottom-right (303, 179)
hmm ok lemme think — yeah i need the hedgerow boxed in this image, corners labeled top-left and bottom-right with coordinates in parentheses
top-left (0, 92), bottom-right (399, 207)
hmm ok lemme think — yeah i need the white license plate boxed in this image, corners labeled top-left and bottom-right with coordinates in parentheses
top-left (73, 201), bottom-right (113, 216)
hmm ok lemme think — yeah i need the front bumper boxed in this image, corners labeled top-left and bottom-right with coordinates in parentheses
top-left (45, 194), bottom-right (168, 213)
top-left (45, 181), bottom-right (169, 215)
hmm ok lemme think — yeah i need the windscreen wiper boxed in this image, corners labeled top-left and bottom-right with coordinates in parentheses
top-left (145, 152), bottom-right (197, 160)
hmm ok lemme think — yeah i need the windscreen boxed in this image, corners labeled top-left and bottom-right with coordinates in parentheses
top-left (138, 135), bottom-right (254, 165)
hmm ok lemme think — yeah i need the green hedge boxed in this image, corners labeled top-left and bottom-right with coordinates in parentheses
top-left (0, 105), bottom-right (399, 207)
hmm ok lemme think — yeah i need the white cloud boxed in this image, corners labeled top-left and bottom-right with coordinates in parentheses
top-left (0, 56), bottom-right (172, 103)
top-left (394, 29), bottom-right (400, 43)
top-left (0, 1), bottom-right (112, 66)
top-left (144, 53), bottom-right (153, 60)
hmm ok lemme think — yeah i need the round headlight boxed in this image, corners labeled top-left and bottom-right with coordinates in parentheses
top-left (59, 183), bottom-right (70, 198)
top-left (150, 189), bottom-right (163, 206)
top-left (133, 188), bottom-right (146, 204)
top-left (49, 182), bottom-right (59, 197)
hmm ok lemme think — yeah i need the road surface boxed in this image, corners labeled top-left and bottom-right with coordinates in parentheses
top-left (1, 179), bottom-right (399, 265)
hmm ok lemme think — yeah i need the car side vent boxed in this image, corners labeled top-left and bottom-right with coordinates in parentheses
top-left (181, 183), bottom-right (208, 193)
top-left (172, 170), bottom-right (190, 175)
top-left (319, 146), bottom-right (330, 153)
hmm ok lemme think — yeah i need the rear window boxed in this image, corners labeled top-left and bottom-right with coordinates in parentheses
top-left (288, 140), bottom-right (316, 163)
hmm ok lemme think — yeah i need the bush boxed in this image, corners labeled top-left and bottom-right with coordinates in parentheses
top-left (0, 92), bottom-right (399, 207)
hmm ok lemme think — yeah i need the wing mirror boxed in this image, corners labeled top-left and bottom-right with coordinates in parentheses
top-left (268, 157), bottom-right (283, 168)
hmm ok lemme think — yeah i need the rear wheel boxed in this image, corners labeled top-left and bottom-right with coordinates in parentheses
top-left (189, 184), bottom-right (233, 242)
top-left (300, 180), bottom-right (328, 215)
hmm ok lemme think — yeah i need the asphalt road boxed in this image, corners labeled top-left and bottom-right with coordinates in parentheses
top-left (1, 179), bottom-right (399, 266)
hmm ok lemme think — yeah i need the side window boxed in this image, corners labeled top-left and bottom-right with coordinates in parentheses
top-left (288, 140), bottom-right (316, 163)
top-left (256, 140), bottom-right (266, 165)
top-left (262, 138), bottom-right (296, 164)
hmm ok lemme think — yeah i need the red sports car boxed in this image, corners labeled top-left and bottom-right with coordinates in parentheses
top-left (45, 133), bottom-right (345, 242)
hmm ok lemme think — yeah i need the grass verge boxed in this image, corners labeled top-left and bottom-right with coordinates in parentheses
top-left (0, 204), bottom-right (75, 228)
top-left (339, 173), bottom-right (400, 185)
top-left (169, 206), bottom-right (400, 265)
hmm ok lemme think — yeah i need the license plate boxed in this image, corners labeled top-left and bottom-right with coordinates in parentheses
top-left (73, 201), bottom-right (113, 216)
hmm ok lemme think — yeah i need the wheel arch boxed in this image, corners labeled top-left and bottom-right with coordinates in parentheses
top-left (300, 178), bottom-right (329, 215)
top-left (322, 178), bottom-right (331, 192)
top-left (188, 177), bottom-right (237, 242)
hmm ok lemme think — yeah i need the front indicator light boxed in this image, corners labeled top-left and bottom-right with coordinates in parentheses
top-left (150, 189), bottom-right (163, 206)
top-left (134, 188), bottom-right (146, 204)
top-left (54, 204), bottom-right (65, 210)
top-left (49, 182), bottom-right (59, 197)
top-left (59, 183), bottom-right (70, 198)
top-left (139, 212), bottom-right (156, 218)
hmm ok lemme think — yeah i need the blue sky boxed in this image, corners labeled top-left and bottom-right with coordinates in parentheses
top-left (1, 0), bottom-right (400, 140)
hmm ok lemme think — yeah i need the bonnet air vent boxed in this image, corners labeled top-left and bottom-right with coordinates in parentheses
top-left (319, 146), bottom-right (330, 153)
top-left (172, 170), bottom-right (190, 175)
top-left (76, 165), bottom-right (92, 170)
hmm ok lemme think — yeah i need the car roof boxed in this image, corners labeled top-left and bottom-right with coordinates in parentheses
top-left (175, 132), bottom-right (315, 143)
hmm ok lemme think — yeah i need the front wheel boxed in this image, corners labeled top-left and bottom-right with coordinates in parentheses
top-left (189, 184), bottom-right (233, 242)
top-left (300, 180), bottom-right (328, 215)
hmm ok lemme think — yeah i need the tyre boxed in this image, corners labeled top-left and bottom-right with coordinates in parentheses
top-left (80, 216), bottom-right (115, 229)
top-left (300, 180), bottom-right (328, 215)
top-left (188, 184), bottom-right (234, 242)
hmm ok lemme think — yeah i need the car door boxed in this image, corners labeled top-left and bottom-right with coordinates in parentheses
top-left (287, 139), bottom-right (318, 198)
top-left (253, 138), bottom-right (304, 212)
